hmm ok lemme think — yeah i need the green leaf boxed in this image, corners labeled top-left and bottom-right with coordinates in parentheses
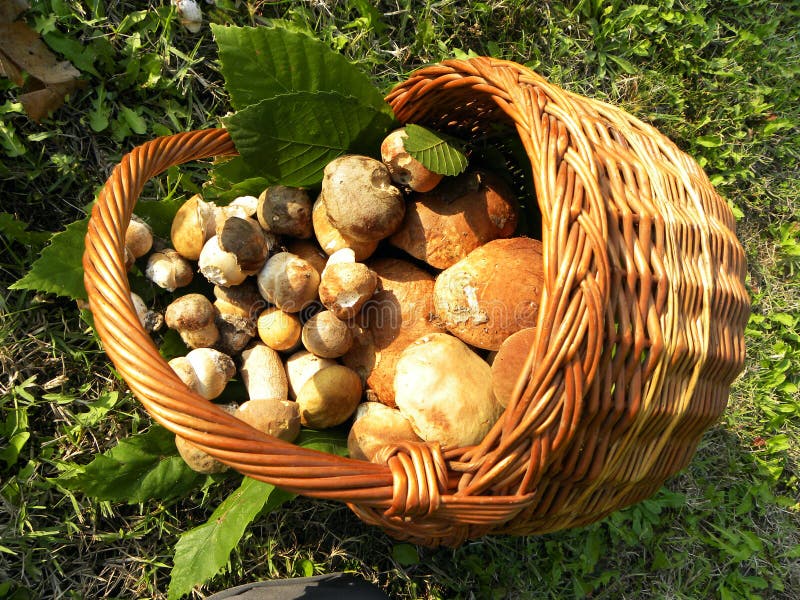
top-left (0, 407), bottom-right (30, 467)
top-left (224, 91), bottom-right (394, 187)
top-left (10, 218), bottom-right (88, 301)
top-left (57, 425), bottom-right (200, 503)
top-left (402, 124), bottom-right (468, 176)
top-left (206, 156), bottom-right (271, 203)
top-left (295, 427), bottom-right (349, 456)
top-left (134, 197), bottom-right (186, 239)
top-left (0, 213), bottom-right (51, 247)
top-left (168, 477), bottom-right (291, 600)
top-left (120, 105), bottom-right (148, 135)
top-left (212, 24), bottom-right (390, 114)
top-left (391, 543), bottom-right (420, 566)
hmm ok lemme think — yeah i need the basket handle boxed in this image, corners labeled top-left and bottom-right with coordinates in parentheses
top-left (83, 129), bottom-right (401, 505)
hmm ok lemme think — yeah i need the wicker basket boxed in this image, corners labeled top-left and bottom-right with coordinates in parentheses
top-left (83, 57), bottom-right (750, 547)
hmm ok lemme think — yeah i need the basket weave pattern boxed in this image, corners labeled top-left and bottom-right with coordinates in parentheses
top-left (83, 58), bottom-right (749, 547)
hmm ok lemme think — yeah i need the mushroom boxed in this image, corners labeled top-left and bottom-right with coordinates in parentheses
top-left (320, 155), bottom-right (405, 242)
top-left (283, 239), bottom-right (328, 277)
top-left (174, 403), bottom-right (237, 475)
top-left (301, 310), bottom-right (353, 358)
top-left (342, 258), bottom-right (443, 407)
top-left (199, 216), bottom-right (268, 287)
top-left (145, 248), bottom-right (193, 291)
top-left (125, 215), bottom-right (154, 261)
top-left (394, 333), bottom-right (501, 448)
top-left (168, 347), bottom-right (235, 400)
top-left (130, 292), bottom-right (163, 333)
top-left (171, 194), bottom-right (217, 260)
top-left (218, 195), bottom-right (259, 223)
top-left (347, 402), bottom-right (422, 463)
top-left (240, 343), bottom-right (288, 402)
top-left (256, 186), bottom-right (313, 238)
top-left (380, 128), bottom-right (443, 192)
top-left (214, 311), bottom-right (256, 356)
top-left (433, 237), bottom-right (544, 350)
top-left (295, 365), bottom-right (362, 429)
top-left (164, 293), bottom-right (220, 349)
top-left (256, 252), bottom-right (320, 313)
top-left (236, 398), bottom-right (301, 443)
top-left (318, 261), bottom-right (377, 320)
top-left (213, 281), bottom-right (264, 321)
top-left (312, 198), bottom-right (378, 261)
top-left (490, 327), bottom-right (537, 408)
top-left (389, 171), bottom-right (519, 269)
top-left (256, 307), bottom-right (302, 352)
top-left (285, 350), bottom-right (338, 399)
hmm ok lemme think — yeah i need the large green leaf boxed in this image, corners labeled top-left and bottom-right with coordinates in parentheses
top-left (168, 477), bottom-right (293, 600)
top-left (57, 425), bottom-right (201, 503)
top-left (10, 218), bottom-right (88, 301)
top-left (224, 91), bottom-right (395, 188)
top-left (402, 124), bottom-right (468, 176)
top-left (212, 24), bottom-right (391, 115)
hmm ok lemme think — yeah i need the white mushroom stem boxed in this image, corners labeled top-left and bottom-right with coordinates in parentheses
top-left (145, 248), bottom-right (193, 291)
top-left (240, 343), bottom-right (288, 402)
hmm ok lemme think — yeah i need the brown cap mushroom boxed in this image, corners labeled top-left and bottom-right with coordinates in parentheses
top-left (236, 398), bottom-right (301, 443)
top-left (257, 185), bottom-right (313, 238)
top-left (256, 252), bottom-right (320, 314)
top-left (168, 347), bottom-right (235, 400)
top-left (380, 128), bottom-right (443, 193)
top-left (311, 197), bottom-right (378, 261)
top-left (125, 215), bottom-right (154, 260)
top-left (320, 155), bottom-right (405, 243)
top-left (318, 261), bottom-right (377, 320)
top-left (301, 310), bottom-right (353, 358)
top-left (213, 281), bottom-right (265, 320)
top-left (285, 350), bottom-right (338, 399)
top-left (165, 293), bottom-right (220, 349)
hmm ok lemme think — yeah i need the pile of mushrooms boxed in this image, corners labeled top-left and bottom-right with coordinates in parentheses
top-left (124, 125), bottom-right (544, 473)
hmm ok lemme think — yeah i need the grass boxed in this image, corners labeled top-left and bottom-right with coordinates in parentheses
top-left (1, 0), bottom-right (799, 598)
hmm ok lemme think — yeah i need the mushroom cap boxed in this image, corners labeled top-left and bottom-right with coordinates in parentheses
top-left (185, 347), bottom-right (236, 400)
top-left (171, 194), bottom-right (217, 260)
top-left (145, 248), bottom-right (194, 292)
top-left (321, 155), bottom-right (405, 243)
top-left (125, 215), bottom-right (154, 259)
top-left (165, 293), bottom-right (216, 331)
top-left (301, 310), bottom-right (353, 358)
top-left (285, 350), bottom-right (338, 399)
top-left (347, 402), bottom-right (421, 462)
top-left (380, 128), bottom-right (443, 193)
top-left (311, 197), bottom-right (378, 260)
top-left (217, 216), bottom-right (269, 273)
top-left (198, 236), bottom-right (248, 287)
top-left (295, 365), bottom-right (362, 429)
top-left (394, 333), bottom-right (501, 448)
top-left (490, 327), bottom-right (537, 408)
top-left (236, 398), bottom-right (301, 443)
top-left (256, 307), bottom-right (302, 352)
top-left (256, 252), bottom-right (320, 313)
top-left (319, 262), bottom-right (377, 320)
top-left (257, 185), bottom-right (313, 238)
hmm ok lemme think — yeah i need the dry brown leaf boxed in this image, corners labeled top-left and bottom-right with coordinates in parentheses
top-left (0, 48), bottom-right (24, 85)
top-left (20, 80), bottom-right (81, 122)
top-left (0, 22), bottom-right (80, 84)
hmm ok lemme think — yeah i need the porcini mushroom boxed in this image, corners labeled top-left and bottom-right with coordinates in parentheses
top-left (320, 155), bottom-right (405, 242)
top-left (380, 128), bottom-right (443, 192)
top-left (256, 252), bottom-right (320, 313)
top-left (257, 186), bottom-right (313, 238)
top-left (145, 248), bottom-right (193, 291)
top-left (295, 365), bottom-right (362, 429)
top-left (165, 293), bottom-right (219, 349)
top-left (301, 310), bottom-right (353, 358)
